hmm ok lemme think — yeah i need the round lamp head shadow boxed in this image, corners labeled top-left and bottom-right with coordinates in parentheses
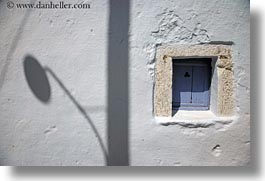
top-left (23, 55), bottom-right (51, 103)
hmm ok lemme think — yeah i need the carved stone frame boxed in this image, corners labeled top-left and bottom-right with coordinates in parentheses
top-left (154, 45), bottom-right (234, 117)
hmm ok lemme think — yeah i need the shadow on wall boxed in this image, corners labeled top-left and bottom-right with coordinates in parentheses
top-left (23, 55), bottom-right (108, 164)
top-left (0, 0), bottom-right (36, 92)
top-left (22, 0), bottom-right (130, 166)
top-left (23, 56), bottom-right (51, 103)
top-left (250, 10), bottom-right (261, 173)
top-left (107, 0), bottom-right (130, 166)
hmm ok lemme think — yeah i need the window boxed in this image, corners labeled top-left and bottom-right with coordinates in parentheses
top-left (154, 45), bottom-right (234, 117)
top-left (172, 58), bottom-right (211, 110)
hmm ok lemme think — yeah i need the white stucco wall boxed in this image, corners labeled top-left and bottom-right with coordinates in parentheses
top-left (0, 0), bottom-right (250, 166)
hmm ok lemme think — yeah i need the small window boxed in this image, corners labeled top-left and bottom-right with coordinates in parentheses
top-left (172, 58), bottom-right (211, 110)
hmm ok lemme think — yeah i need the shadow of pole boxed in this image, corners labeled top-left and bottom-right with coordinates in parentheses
top-left (44, 67), bottom-right (108, 163)
top-left (107, 0), bottom-right (130, 166)
top-left (0, 0), bottom-right (36, 92)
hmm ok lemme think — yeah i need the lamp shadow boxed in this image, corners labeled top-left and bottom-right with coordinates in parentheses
top-left (23, 55), bottom-right (108, 164)
top-left (23, 56), bottom-right (51, 103)
top-left (22, 0), bottom-right (131, 166)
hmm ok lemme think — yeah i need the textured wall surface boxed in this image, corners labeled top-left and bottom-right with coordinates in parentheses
top-left (0, 0), bottom-right (250, 166)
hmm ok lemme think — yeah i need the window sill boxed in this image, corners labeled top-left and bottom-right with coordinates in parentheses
top-left (155, 110), bottom-right (236, 128)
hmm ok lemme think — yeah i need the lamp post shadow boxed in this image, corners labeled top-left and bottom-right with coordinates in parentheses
top-left (23, 55), bottom-right (108, 164)
top-left (23, 0), bottom-right (131, 166)
top-left (107, 0), bottom-right (130, 166)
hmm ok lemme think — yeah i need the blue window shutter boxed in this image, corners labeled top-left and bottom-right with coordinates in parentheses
top-left (172, 65), bottom-right (192, 107)
top-left (191, 65), bottom-right (210, 108)
top-left (172, 59), bottom-right (211, 110)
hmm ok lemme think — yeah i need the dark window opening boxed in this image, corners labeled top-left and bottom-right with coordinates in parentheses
top-left (172, 58), bottom-right (212, 111)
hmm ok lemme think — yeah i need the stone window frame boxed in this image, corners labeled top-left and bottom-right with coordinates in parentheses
top-left (154, 44), bottom-right (234, 117)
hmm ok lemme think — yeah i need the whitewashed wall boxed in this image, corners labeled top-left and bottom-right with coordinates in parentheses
top-left (0, 0), bottom-right (250, 166)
